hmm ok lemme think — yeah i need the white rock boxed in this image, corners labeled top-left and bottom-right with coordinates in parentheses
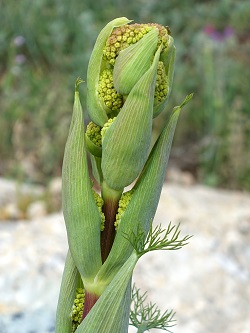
top-left (1, 202), bottom-right (22, 220)
top-left (48, 177), bottom-right (62, 211)
top-left (48, 177), bottom-right (62, 195)
top-left (26, 201), bottom-right (47, 219)
top-left (0, 177), bottom-right (44, 208)
top-left (166, 168), bottom-right (196, 186)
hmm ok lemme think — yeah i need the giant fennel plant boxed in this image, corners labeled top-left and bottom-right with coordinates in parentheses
top-left (55, 17), bottom-right (192, 333)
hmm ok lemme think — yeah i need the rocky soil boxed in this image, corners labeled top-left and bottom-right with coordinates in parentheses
top-left (0, 177), bottom-right (250, 333)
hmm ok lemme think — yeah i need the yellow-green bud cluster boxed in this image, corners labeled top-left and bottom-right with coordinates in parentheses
top-left (103, 24), bottom-right (153, 66)
top-left (92, 190), bottom-right (105, 231)
top-left (148, 23), bottom-right (171, 52)
top-left (103, 23), bottom-right (170, 67)
top-left (101, 23), bottom-right (170, 111)
top-left (98, 69), bottom-right (123, 111)
top-left (71, 287), bottom-right (85, 332)
top-left (101, 117), bottom-right (116, 139)
top-left (154, 61), bottom-right (169, 103)
top-left (114, 189), bottom-right (134, 230)
top-left (86, 121), bottom-right (102, 147)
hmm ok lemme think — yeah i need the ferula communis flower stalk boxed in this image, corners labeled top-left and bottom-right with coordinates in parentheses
top-left (56, 17), bottom-right (192, 333)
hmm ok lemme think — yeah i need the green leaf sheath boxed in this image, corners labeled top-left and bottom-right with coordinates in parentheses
top-left (87, 17), bottom-right (131, 126)
top-left (102, 46), bottom-right (162, 191)
top-left (97, 97), bottom-right (192, 283)
top-left (153, 41), bottom-right (176, 118)
top-left (113, 28), bottom-right (159, 95)
top-left (116, 280), bottom-right (132, 332)
top-left (90, 155), bottom-right (103, 184)
top-left (75, 252), bottom-right (138, 333)
top-left (55, 251), bottom-right (79, 333)
top-left (62, 85), bottom-right (102, 281)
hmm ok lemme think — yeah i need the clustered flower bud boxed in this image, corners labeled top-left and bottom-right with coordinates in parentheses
top-left (114, 189), bottom-right (134, 230)
top-left (92, 190), bottom-right (105, 231)
top-left (71, 288), bottom-right (85, 332)
top-left (103, 23), bottom-right (170, 65)
top-left (155, 61), bottom-right (169, 103)
top-left (100, 117), bottom-right (116, 139)
top-left (89, 17), bottom-right (175, 125)
top-left (85, 117), bottom-right (121, 159)
top-left (98, 69), bottom-right (123, 111)
top-left (104, 24), bottom-right (170, 108)
top-left (86, 122), bottom-right (102, 147)
top-left (103, 24), bottom-right (153, 66)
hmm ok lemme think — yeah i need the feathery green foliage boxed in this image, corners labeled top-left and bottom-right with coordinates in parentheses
top-left (130, 285), bottom-right (176, 332)
top-left (124, 221), bottom-right (192, 258)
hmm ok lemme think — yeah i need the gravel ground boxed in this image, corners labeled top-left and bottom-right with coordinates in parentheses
top-left (0, 181), bottom-right (250, 333)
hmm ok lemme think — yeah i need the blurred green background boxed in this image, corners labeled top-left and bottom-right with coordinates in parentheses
top-left (0, 0), bottom-right (249, 190)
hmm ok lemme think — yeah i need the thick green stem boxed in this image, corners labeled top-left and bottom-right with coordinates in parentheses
top-left (82, 290), bottom-right (99, 320)
top-left (101, 180), bottom-right (123, 263)
top-left (101, 198), bottom-right (119, 262)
